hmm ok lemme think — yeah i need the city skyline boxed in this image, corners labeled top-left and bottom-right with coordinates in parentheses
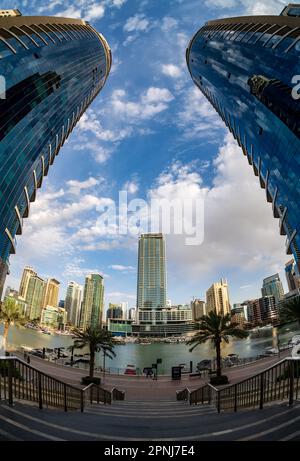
top-left (6, 252), bottom-right (292, 319)
top-left (2, 0), bottom-right (293, 308)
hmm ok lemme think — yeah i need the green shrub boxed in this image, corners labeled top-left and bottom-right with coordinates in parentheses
top-left (81, 376), bottom-right (101, 386)
top-left (210, 375), bottom-right (229, 386)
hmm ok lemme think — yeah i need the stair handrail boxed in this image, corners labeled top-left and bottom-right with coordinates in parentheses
top-left (0, 356), bottom-right (117, 411)
top-left (179, 357), bottom-right (300, 412)
top-left (176, 387), bottom-right (191, 401)
top-left (111, 387), bottom-right (125, 401)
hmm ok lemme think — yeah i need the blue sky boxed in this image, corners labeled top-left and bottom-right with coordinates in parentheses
top-left (2, 0), bottom-right (291, 310)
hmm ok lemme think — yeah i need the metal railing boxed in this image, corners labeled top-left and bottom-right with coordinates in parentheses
top-left (112, 387), bottom-right (125, 401)
top-left (177, 358), bottom-right (300, 413)
top-left (0, 357), bottom-right (124, 412)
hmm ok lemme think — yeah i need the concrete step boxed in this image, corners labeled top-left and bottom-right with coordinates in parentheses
top-left (0, 401), bottom-right (299, 441)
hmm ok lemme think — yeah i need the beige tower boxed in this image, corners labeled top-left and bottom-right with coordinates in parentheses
top-left (206, 279), bottom-right (230, 316)
top-left (43, 279), bottom-right (60, 308)
top-left (19, 266), bottom-right (37, 299)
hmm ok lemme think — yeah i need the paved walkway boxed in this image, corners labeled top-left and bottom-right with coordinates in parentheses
top-left (14, 349), bottom-right (291, 401)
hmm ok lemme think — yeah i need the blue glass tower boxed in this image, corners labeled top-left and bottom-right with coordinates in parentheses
top-left (0, 12), bottom-right (111, 296)
top-left (187, 5), bottom-right (300, 270)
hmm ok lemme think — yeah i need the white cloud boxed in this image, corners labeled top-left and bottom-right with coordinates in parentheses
top-left (106, 291), bottom-right (136, 300)
top-left (109, 0), bottom-right (127, 7)
top-left (54, 5), bottom-right (82, 18)
top-left (123, 14), bottom-right (149, 32)
top-left (109, 265), bottom-right (135, 271)
top-left (177, 87), bottom-right (224, 138)
top-left (78, 111), bottom-right (133, 143)
top-left (162, 64), bottom-right (183, 79)
top-left (124, 180), bottom-right (139, 194)
top-left (63, 263), bottom-right (108, 279)
top-left (111, 87), bottom-right (174, 120)
top-left (84, 4), bottom-right (105, 21)
top-left (147, 133), bottom-right (288, 281)
top-left (67, 177), bottom-right (102, 195)
top-left (161, 16), bottom-right (178, 32)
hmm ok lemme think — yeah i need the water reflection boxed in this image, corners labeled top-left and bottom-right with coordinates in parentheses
top-left (1, 323), bottom-right (299, 375)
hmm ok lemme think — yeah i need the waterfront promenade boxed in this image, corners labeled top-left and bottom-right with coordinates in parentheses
top-left (14, 349), bottom-right (292, 401)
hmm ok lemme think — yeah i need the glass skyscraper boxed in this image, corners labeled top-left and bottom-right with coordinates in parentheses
top-left (261, 273), bottom-right (285, 305)
top-left (186, 5), bottom-right (300, 270)
top-left (80, 274), bottom-right (104, 330)
top-left (0, 11), bottom-right (111, 297)
top-left (137, 233), bottom-right (167, 326)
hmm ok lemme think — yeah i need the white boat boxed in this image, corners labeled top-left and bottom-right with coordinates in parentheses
top-left (20, 345), bottom-right (33, 352)
top-left (264, 347), bottom-right (279, 355)
top-left (290, 335), bottom-right (300, 345)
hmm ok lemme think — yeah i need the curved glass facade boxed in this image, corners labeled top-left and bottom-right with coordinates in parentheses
top-left (0, 15), bottom-right (111, 295)
top-left (187, 11), bottom-right (300, 270)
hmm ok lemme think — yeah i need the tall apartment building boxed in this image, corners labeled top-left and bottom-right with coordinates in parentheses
top-left (137, 233), bottom-right (167, 326)
top-left (25, 275), bottom-right (46, 320)
top-left (191, 299), bottom-right (206, 321)
top-left (206, 279), bottom-right (231, 316)
top-left (261, 274), bottom-right (284, 305)
top-left (19, 266), bottom-right (37, 299)
top-left (80, 274), bottom-right (104, 330)
top-left (43, 278), bottom-right (60, 308)
top-left (65, 281), bottom-right (83, 327)
top-left (285, 259), bottom-right (300, 292)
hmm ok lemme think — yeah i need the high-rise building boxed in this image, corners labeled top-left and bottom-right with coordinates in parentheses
top-left (40, 305), bottom-right (67, 329)
top-left (187, 5), bottom-right (300, 272)
top-left (43, 278), bottom-right (60, 308)
top-left (247, 299), bottom-right (262, 326)
top-left (247, 295), bottom-right (278, 326)
top-left (128, 308), bottom-right (136, 321)
top-left (233, 302), bottom-right (249, 321)
top-left (120, 301), bottom-right (129, 319)
top-left (191, 299), bottom-right (206, 321)
top-left (65, 281), bottom-right (83, 327)
top-left (19, 266), bottom-right (37, 299)
top-left (107, 303), bottom-right (123, 321)
top-left (0, 12), bottom-right (111, 298)
top-left (261, 274), bottom-right (284, 305)
top-left (285, 259), bottom-right (300, 292)
top-left (25, 275), bottom-right (46, 320)
top-left (137, 233), bottom-right (167, 326)
top-left (206, 279), bottom-right (231, 316)
top-left (259, 295), bottom-right (278, 324)
top-left (80, 274), bottom-right (104, 330)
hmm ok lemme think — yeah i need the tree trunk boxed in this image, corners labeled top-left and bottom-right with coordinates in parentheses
top-left (216, 339), bottom-right (222, 377)
top-left (2, 321), bottom-right (10, 352)
top-left (89, 349), bottom-right (95, 378)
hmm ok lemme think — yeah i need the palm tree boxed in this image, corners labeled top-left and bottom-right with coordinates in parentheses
top-left (0, 298), bottom-right (25, 351)
top-left (279, 297), bottom-right (300, 324)
top-left (187, 311), bottom-right (248, 378)
top-left (70, 326), bottom-right (116, 379)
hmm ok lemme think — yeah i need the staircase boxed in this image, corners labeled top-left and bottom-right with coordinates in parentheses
top-left (0, 399), bottom-right (299, 441)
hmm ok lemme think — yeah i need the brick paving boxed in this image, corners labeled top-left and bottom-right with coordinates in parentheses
top-left (14, 349), bottom-right (291, 401)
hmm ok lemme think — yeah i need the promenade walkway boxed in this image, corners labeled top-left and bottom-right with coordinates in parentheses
top-left (15, 349), bottom-right (291, 401)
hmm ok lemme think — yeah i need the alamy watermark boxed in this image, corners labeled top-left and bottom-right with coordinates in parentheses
top-left (95, 191), bottom-right (204, 246)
